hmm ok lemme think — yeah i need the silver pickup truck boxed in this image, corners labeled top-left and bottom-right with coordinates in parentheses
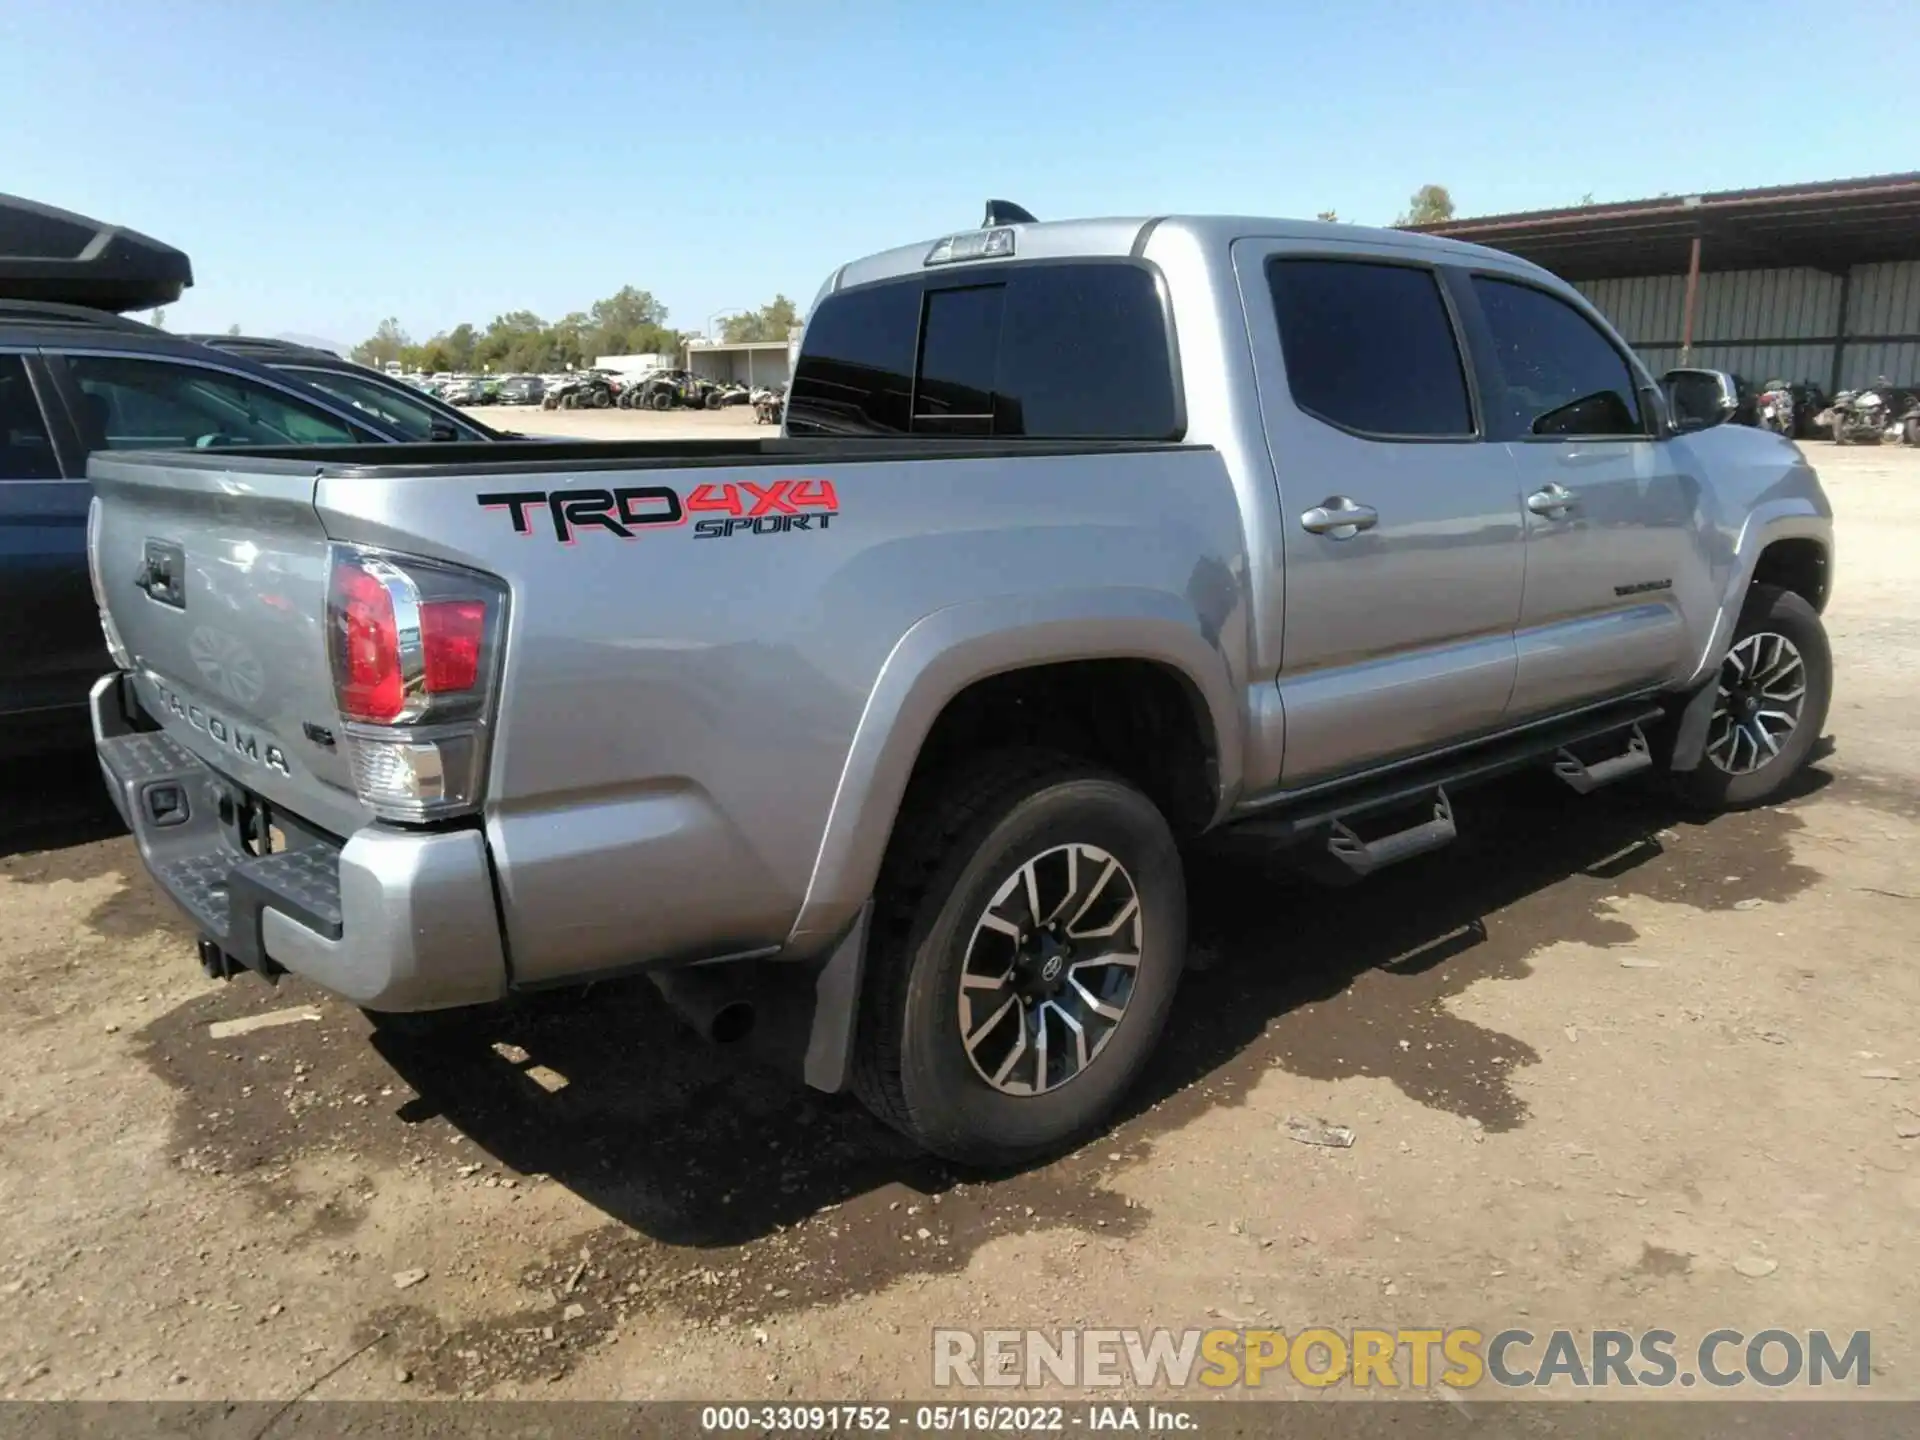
top-left (86, 210), bottom-right (1833, 1164)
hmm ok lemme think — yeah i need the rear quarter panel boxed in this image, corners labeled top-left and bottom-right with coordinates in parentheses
top-left (316, 449), bottom-right (1248, 983)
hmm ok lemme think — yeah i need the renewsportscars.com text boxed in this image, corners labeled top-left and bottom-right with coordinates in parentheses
top-left (932, 1327), bottom-right (1871, 1390)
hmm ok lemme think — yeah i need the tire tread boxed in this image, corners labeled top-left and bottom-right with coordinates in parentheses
top-left (851, 748), bottom-right (1098, 1144)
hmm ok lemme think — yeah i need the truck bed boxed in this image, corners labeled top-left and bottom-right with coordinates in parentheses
top-left (141, 434), bottom-right (1205, 477)
top-left (87, 437), bottom-right (1247, 991)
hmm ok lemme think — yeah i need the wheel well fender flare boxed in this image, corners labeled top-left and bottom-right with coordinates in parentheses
top-left (786, 588), bottom-right (1242, 952)
top-left (1684, 501), bottom-right (1831, 691)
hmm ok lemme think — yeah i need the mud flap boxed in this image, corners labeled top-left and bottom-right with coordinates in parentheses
top-left (1667, 671), bottom-right (1722, 772)
top-left (803, 902), bottom-right (871, 1093)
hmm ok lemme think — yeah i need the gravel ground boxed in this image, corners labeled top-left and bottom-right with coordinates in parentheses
top-left (0, 442), bottom-right (1915, 1403)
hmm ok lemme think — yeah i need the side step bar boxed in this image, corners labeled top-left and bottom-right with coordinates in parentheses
top-left (1228, 700), bottom-right (1668, 876)
top-left (1553, 723), bottom-right (1653, 795)
top-left (1327, 789), bottom-right (1455, 877)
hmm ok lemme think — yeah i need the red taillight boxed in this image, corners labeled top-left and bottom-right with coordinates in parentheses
top-left (331, 560), bottom-right (404, 722)
top-left (421, 599), bottom-right (485, 693)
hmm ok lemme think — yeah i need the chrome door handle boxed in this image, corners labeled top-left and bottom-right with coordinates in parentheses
top-left (1526, 483), bottom-right (1576, 518)
top-left (1299, 496), bottom-right (1379, 538)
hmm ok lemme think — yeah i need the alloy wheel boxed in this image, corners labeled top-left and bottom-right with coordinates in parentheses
top-left (957, 843), bottom-right (1143, 1097)
top-left (1707, 631), bottom-right (1807, 776)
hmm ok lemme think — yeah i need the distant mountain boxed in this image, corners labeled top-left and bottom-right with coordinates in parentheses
top-left (275, 332), bottom-right (347, 356)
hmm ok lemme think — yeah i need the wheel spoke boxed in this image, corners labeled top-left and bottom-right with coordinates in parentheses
top-left (1752, 720), bottom-right (1782, 758)
top-left (966, 995), bottom-right (1017, 1052)
top-left (1020, 861), bottom-right (1043, 930)
top-left (1065, 857), bottom-right (1119, 934)
top-left (1031, 1008), bottom-right (1050, 1094)
top-left (1041, 846), bottom-right (1079, 926)
top-left (1070, 951), bottom-right (1139, 973)
top-left (1071, 895), bottom-right (1140, 942)
top-left (990, 1019), bottom-right (1029, 1087)
top-left (961, 970), bottom-right (1010, 991)
top-left (1070, 976), bottom-right (1126, 1021)
top-left (1050, 1002), bottom-right (1091, 1072)
top-left (977, 912), bottom-right (1022, 940)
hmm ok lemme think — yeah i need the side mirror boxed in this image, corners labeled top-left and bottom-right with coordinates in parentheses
top-left (428, 419), bottom-right (459, 442)
top-left (1662, 368), bottom-right (1739, 433)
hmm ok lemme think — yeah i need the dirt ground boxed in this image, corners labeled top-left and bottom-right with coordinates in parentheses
top-left (2, 441), bottom-right (1916, 1405)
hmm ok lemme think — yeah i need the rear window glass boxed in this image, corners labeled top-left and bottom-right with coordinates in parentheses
top-left (787, 262), bottom-right (1181, 440)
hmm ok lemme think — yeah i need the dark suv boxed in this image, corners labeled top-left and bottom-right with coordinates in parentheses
top-left (0, 194), bottom-right (440, 757)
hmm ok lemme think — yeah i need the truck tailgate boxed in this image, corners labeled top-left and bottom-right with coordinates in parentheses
top-left (88, 454), bottom-right (369, 839)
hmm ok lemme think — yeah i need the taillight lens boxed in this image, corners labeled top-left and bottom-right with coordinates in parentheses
top-left (421, 600), bottom-right (485, 694)
top-left (332, 561), bottom-right (404, 723)
top-left (326, 547), bottom-right (506, 821)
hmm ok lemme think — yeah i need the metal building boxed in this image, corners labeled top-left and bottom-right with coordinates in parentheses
top-left (1421, 173), bottom-right (1920, 391)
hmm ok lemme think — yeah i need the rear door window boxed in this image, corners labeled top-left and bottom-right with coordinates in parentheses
top-left (1266, 258), bottom-right (1475, 438)
top-left (0, 354), bottom-right (62, 479)
top-left (62, 354), bottom-right (366, 450)
top-left (787, 262), bottom-right (1181, 440)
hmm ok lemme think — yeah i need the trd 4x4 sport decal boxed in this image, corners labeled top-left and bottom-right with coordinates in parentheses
top-left (477, 480), bottom-right (839, 544)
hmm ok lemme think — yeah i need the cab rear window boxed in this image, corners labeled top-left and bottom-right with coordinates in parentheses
top-left (786, 262), bottom-right (1182, 440)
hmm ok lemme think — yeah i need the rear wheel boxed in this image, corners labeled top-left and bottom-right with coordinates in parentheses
top-left (1673, 584), bottom-right (1831, 810)
top-left (853, 750), bottom-right (1186, 1166)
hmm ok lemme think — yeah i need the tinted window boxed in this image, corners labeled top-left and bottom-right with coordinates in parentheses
top-left (64, 355), bottom-right (362, 450)
top-left (1267, 259), bottom-right (1473, 437)
top-left (1471, 277), bottom-right (1643, 437)
top-left (915, 286), bottom-right (1002, 434)
top-left (786, 262), bottom-right (1181, 440)
top-left (287, 366), bottom-right (483, 441)
top-left (785, 282), bottom-right (918, 435)
top-left (0, 355), bottom-right (61, 479)
top-left (997, 265), bottom-right (1180, 439)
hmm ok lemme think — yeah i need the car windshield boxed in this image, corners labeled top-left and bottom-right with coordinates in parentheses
top-left (284, 366), bottom-right (485, 441)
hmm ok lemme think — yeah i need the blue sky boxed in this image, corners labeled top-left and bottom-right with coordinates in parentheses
top-left (4, 0), bottom-right (1915, 350)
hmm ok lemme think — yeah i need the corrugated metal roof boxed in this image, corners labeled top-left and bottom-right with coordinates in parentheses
top-left (1415, 173), bottom-right (1920, 280)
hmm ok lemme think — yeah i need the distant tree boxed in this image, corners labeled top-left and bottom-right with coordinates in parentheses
top-left (351, 316), bottom-right (411, 368)
top-left (1395, 184), bottom-right (1455, 227)
top-left (722, 295), bottom-right (800, 344)
top-left (226, 322), bottom-right (243, 335)
top-left (1315, 210), bottom-right (1340, 223)
top-left (1578, 192), bottom-right (1596, 206)
top-left (146, 307), bottom-right (166, 329)
top-left (349, 287), bottom-right (684, 375)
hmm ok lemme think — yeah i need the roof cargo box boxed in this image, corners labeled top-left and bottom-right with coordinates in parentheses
top-left (0, 193), bottom-right (192, 312)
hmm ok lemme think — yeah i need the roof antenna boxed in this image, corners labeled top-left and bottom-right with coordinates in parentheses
top-left (982, 200), bottom-right (1037, 227)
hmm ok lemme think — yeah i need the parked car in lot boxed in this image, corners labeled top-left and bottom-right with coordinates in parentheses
top-left (496, 374), bottom-right (545, 406)
top-left (86, 208), bottom-right (1834, 1166)
top-left (0, 193), bottom-right (501, 758)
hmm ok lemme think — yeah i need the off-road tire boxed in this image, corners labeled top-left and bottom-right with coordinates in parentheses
top-left (851, 749), bottom-right (1186, 1166)
top-left (1672, 584), bottom-right (1831, 810)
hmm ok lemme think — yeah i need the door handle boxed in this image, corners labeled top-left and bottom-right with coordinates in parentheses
top-left (1300, 496), bottom-right (1379, 539)
top-left (1526, 483), bottom-right (1576, 518)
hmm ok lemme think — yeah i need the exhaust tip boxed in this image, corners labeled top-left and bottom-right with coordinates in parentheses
top-left (708, 1001), bottom-right (755, 1045)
